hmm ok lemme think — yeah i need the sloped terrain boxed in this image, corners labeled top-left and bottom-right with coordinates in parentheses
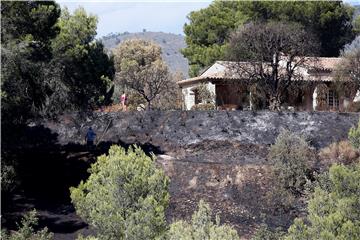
top-left (3, 111), bottom-right (359, 239)
top-left (100, 31), bottom-right (189, 77)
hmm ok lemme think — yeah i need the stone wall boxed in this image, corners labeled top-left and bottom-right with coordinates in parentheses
top-left (38, 111), bottom-right (359, 150)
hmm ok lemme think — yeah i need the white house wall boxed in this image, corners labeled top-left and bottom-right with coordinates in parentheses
top-left (182, 82), bottom-right (216, 110)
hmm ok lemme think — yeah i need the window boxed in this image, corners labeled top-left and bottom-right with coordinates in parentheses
top-left (327, 90), bottom-right (339, 109)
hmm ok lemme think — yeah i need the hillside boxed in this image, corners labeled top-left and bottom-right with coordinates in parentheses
top-left (355, 5), bottom-right (360, 17)
top-left (100, 31), bottom-right (189, 78)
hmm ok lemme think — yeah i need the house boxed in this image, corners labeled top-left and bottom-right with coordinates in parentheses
top-left (177, 58), bottom-right (359, 111)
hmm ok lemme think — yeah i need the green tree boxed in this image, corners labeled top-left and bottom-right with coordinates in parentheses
top-left (70, 145), bottom-right (170, 240)
top-left (183, 1), bottom-right (355, 77)
top-left (285, 163), bottom-right (360, 240)
top-left (167, 200), bottom-right (240, 240)
top-left (268, 130), bottom-right (316, 195)
top-left (2, 210), bottom-right (53, 240)
top-left (1, 1), bottom-right (61, 123)
top-left (182, 1), bottom-right (246, 77)
top-left (48, 7), bottom-right (114, 114)
top-left (114, 39), bottom-right (172, 110)
top-left (240, 1), bottom-right (355, 57)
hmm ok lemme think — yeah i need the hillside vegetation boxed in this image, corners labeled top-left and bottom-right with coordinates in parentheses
top-left (100, 31), bottom-right (189, 78)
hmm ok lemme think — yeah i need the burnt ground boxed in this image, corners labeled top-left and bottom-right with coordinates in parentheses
top-left (2, 127), bottom-right (297, 240)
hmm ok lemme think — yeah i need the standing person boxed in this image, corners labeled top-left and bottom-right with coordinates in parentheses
top-left (120, 92), bottom-right (128, 111)
top-left (85, 127), bottom-right (96, 149)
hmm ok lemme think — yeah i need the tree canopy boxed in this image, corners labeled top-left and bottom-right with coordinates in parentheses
top-left (285, 163), bottom-right (360, 240)
top-left (1, 1), bottom-right (61, 123)
top-left (49, 7), bottom-right (114, 114)
top-left (1, 3), bottom-right (115, 121)
top-left (183, 1), bottom-right (356, 77)
top-left (182, 1), bottom-right (246, 77)
top-left (114, 39), bottom-right (171, 110)
top-left (70, 145), bottom-right (170, 240)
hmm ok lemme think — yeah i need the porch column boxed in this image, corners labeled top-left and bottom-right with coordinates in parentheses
top-left (312, 86), bottom-right (318, 111)
top-left (354, 90), bottom-right (360, 103)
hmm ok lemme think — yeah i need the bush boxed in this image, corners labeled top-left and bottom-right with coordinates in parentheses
top-left (268, 130), bottom-right (316, 195)
top-left (252, 224), bottom-right (285, 240)
top-left (70, 145), bottom-right (170, 240)
top-left (191, 103), bottom-right (216, 110)
top-left (2, 210), bottom-right (53, 240)
top-left (285, 163), bottom-right (360, 240)
top-left (167, 200), bottom-right (240, 240)
top-left (349, 119), bottom-right (360, 150)
top-left (319, 140), bottom-right (359, 168)
top-left (1, 163), bottom-right (17, 193)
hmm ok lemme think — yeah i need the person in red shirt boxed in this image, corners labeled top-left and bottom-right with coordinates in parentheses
top-left (120, 92), bottom-right (127, 111)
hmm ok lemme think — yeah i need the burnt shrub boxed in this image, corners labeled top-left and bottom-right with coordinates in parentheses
top-left (349, 119), bottom-right (360, 150)
top-left (319, 140), bottom-right (359, 169)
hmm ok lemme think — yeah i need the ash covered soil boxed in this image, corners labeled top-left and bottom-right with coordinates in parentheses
top-left (3, 140), bottom-right (292, 240)
top-left (3, 111), bottom-right (359, 239)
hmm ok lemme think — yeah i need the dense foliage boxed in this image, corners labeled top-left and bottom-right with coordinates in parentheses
top-left (49, 7), bottom-right (114, 114)
top-left (1, 1), bottom-right (61, 123)
top-left (182, 1), bottom-right (246, 77)
top-left (285, 163), bottom-right (360, 240)
top-left (240, 1), bottom-right (355, 57)
top-left (2, 210), bottom-right (53, 240)
top-left (183, 1), bottom-right (356, 77)
top-left (266, 130), bottom-right (316, 212)
top-left (167, 200), bottom-right (240, 240)
top-left (70, 145), bottom-right (170, 239)
top-left (1, 3), bottom-right (114, 121)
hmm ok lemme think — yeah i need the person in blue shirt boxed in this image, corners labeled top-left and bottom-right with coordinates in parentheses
top-left (85, 127), bottom-right (96, 148)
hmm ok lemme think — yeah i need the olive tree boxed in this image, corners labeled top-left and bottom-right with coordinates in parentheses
top-left (228, 21), bottom-right (319, 111)
top-left (114, 39), bottom-right (172, 110)
top-left (70, 145), bottom-right (170, 240)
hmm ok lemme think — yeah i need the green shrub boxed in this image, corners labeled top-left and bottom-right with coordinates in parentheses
top-left (268, 130), bottom-right (316, 195)
top-left (167, 200), bottom-right (240, 240)
top-left (191, 103), bottom-right (216, 110)
top-left (1, 163), bottom-right (17, 193)
top-left (285, 163), bottom-right (360, 240)
top-left (70, 145), bottom-right (170, 240)
top-left (2, 210), bottom-right (53, 240)
top-left (252, 224), bottom-right (285, 240)
top-left (349, 119), bottom-right (360, 150)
